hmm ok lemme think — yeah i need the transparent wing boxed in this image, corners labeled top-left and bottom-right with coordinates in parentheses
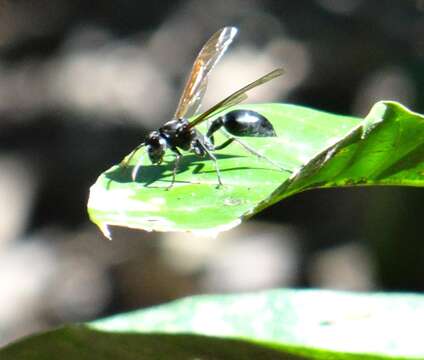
top-left (174, 26), bottom-right (238, 120)
top-left (184, 79), bottom-right (208, 119)
top-left (188, 68), bottom-right (285, 129)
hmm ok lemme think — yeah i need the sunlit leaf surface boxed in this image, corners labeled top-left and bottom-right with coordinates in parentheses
top-left (87, 101), bottom-right (424, 236)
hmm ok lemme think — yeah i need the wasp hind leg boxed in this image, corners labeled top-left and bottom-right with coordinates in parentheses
top-left (215, 134), bottom-right (292, 173)
top-left (194, 139), bottom-right (224, 188)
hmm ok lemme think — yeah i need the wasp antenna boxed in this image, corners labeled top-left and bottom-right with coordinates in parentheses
top-left (131, 164), bottom-right (140, 181)
top-left (121, 142), bottom-right (145, 168)
top-left (131, 156), bottom-right (144, 181)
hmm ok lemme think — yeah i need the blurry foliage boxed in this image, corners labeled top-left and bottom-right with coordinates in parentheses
top-left (3, 289), bottom-right (424, 359)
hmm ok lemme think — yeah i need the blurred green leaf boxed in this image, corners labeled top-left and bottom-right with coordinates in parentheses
top-left (3, 289), bottom-right (424, 359)
top-left (0, 328), bottom-right (309, 360)
top-left (87, 101), bottom-right (424, 236)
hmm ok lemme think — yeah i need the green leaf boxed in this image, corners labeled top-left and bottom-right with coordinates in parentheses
top-left (87, 101), bottom-right (424, 236)
top-left (3, 289), bottom-right (424, 359)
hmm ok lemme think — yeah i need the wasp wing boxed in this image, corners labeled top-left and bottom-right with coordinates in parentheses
top-left (174, 26), bottom-right (238, 120)
top-left (188, 68), bottom-right (285, 129)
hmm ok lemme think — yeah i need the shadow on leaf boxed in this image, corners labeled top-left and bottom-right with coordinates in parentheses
top-left (103, 153), bottom-right (273, 188)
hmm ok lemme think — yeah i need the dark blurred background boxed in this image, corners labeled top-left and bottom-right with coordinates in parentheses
top-left (0, 0), bottom-right (423, 346)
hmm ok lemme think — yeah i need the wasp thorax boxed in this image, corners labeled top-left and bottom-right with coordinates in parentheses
top-left (146, 131), bottom-right (167, 164)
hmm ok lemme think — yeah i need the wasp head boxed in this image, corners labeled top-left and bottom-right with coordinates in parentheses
top-left (146, 131), bottom-right (167, 164)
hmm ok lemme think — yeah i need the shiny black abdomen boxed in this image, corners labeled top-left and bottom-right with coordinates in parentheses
top-left (222, 110), bottom-right (276, 137)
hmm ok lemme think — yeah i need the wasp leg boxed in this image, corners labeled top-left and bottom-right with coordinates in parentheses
top-left (206, 119), bottom-right (215, 145)
top-left (167, 148), bottom-right (182, 190)
top-left (215, 134), bottom-right (292, 173)
top-left (204, 148), bottom-right (224, 187)
top-left (206, 116), bottom-right (291, 173)
top-left (194, 139), bottom-right (223, 187)
top-left (214, 138), bottom-right (234, 150)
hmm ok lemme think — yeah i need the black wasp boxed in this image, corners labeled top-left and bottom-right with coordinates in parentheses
top-left (122, 26), bottom-right (292, 188)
